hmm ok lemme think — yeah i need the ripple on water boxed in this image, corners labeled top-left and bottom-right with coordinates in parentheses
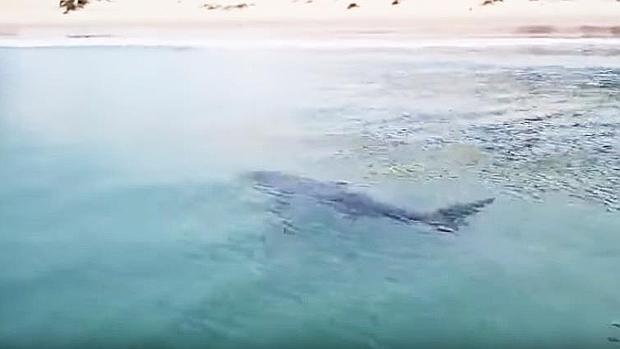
top-left (324, 65), bottom-right (620, 211)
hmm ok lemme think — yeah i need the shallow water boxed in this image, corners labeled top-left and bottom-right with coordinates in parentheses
top-left (1, 42), bottom-right (619, 348)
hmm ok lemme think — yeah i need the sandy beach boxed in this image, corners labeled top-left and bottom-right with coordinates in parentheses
top-left (1, 0), bottom-right (620, 41)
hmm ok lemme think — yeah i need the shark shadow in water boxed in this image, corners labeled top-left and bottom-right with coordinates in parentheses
top-left (250, 171), bottom-right (495, 233)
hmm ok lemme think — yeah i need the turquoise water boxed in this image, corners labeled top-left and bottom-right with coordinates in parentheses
top-left (1, 43), bottom-right (620, 348)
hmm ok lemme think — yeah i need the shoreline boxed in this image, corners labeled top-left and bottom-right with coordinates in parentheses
top-left (3, 36), bottom-right (620, 51)
top-left (1, 22), bottom-right (620, 47)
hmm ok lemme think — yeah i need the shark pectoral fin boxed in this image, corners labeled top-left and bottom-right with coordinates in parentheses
top-left (425, 197), bottom-right (495, 232)
top-left (282, 219), bottom-right (299, 235)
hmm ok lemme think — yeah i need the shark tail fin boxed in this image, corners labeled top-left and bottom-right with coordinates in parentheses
top-left (424, 198), bottom-right (495, 233)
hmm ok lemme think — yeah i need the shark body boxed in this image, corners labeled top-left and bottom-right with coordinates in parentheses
top-left (250, 171), bottom-right (494, 233)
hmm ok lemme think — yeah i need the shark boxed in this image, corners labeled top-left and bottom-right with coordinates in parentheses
top-left (250, 171), bottom-right (495, 233)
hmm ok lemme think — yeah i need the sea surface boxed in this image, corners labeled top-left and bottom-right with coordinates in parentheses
top-left (1, 39), bottom-right (619, 349)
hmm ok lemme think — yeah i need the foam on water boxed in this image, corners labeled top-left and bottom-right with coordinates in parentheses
top-left (2, 36), bottom-right (620, 51)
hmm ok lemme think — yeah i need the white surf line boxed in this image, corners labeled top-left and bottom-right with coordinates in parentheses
top-left (1, 36), bottom-right (620, 49)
